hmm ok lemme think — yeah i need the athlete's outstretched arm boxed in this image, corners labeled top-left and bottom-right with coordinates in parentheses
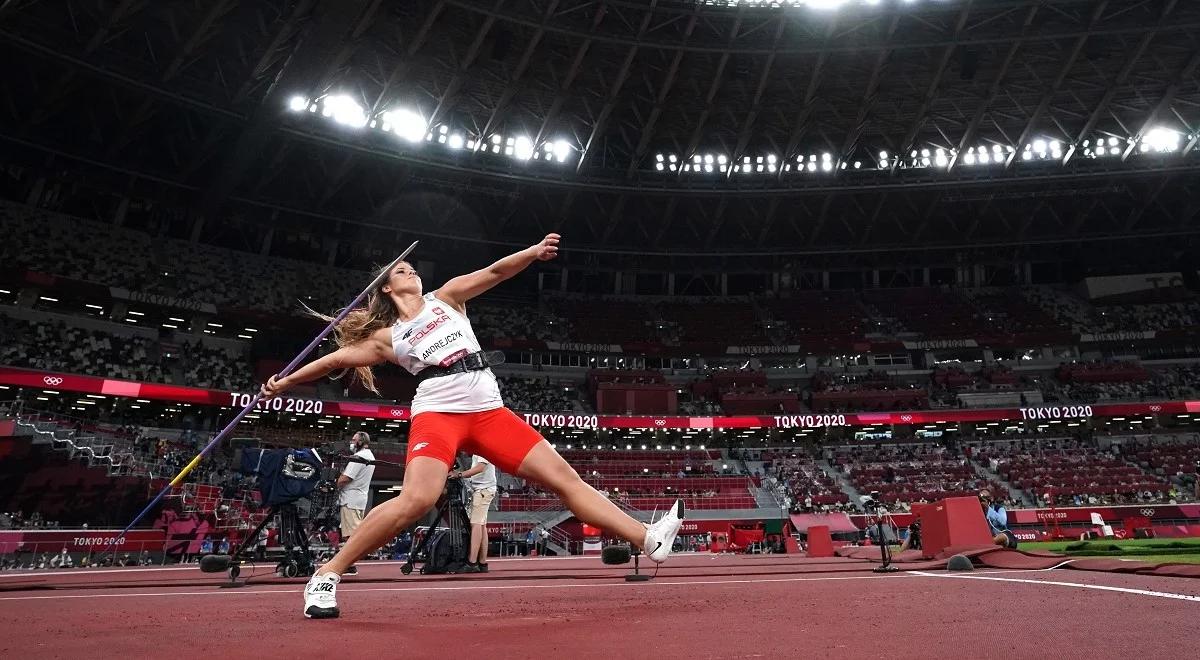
top-left (261, 326), bottom-right (393, 398)
top-left (437, 233), bottom-right (559, 311)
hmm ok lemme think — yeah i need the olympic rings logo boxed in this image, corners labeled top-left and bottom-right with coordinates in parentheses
top-left (900, 415), bottom-right (913, 423)
top-left (1140, 508), bottom-right (1156, 517)
top-left (1149, 405), bottom-right (1162, 412)
top-left (390, 409), bottom-right (406, 418)
top-left (43, 376), bottom-right (63, 386)
top-left (654, 419), bottom-right (666, 426)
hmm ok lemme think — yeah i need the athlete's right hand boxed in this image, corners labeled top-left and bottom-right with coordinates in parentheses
top-left (260, 374), bottom-right (289, 400)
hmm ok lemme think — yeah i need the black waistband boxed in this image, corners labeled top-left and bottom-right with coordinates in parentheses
top-left (416, 350), bottom-right (505, 383)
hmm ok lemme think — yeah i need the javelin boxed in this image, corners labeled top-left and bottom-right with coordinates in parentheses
top-left (102, 241), bottom-right (419, 559)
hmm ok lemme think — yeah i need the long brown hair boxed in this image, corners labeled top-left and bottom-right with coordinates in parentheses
top-left (308, 262), bottom-right (404, 395)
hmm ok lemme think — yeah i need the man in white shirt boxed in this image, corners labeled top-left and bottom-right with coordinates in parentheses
top-left (338, 431), bottom-right (376, 575)
top-left (450, 454), bottom-right (496, 573)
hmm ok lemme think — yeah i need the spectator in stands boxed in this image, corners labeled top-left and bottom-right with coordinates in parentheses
top-left (49, 548), bottom-right (72, 569)
top-left (337, 431), bottom-right (376, 576)
top-left (979, 490), bottom-right (1017, 549)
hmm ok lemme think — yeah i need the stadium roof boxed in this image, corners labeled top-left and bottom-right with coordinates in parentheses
top-left (2, 0), bottom-right (1199, 257)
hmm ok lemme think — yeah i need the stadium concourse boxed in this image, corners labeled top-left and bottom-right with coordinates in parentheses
top-left (6, 0), bottom-right (1200, 654)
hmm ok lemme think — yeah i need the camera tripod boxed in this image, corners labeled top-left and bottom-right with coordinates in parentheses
top-left (863, 504), bottom-right (899, 573)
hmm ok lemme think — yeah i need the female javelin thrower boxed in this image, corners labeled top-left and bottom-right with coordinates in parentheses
top-left (261, 233), bottom-right (684, 619)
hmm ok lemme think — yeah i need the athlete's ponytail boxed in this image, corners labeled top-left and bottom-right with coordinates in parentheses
top-left (305, 263), bottom-right (401, 395)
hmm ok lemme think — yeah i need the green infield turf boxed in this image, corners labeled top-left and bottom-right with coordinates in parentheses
top-left (1022, 539), bottom-right (1200, 564)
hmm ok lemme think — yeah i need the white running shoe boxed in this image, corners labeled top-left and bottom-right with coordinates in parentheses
top-left (303, 572), bottom-right (340, 619)
top-left (643, 499), bottom-right (685, 564)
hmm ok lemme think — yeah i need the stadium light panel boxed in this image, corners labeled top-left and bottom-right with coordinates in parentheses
top-left (447, 133), bottom-right (465, 150)
top-left (288, 96), bottom-right (308, 112)
top-left (1142, 127), bottom-right (1182, 153)
top-left (381, 108), bottom-right (425, 142)
top-left (323, 95), bottom-right (368, 129)
top-left (513, 136), bottom-right (534, 160)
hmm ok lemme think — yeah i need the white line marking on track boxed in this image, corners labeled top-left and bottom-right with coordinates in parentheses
top-left (910, 571), bottom-right (1200, 602)
top-left (0, 568), bottom-right (1051, 603)
top-left (0, 554), bottom-right (622, 580)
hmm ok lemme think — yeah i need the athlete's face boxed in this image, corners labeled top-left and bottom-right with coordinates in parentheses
top-left (383, 261), bottom-right (422, 295)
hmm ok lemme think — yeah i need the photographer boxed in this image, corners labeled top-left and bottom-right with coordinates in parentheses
top-left (980, 490), bottom-right (1018, 549)
top-left (449, 454), bottom-right (496, 573)
top-left (898, 519), bottom-right (922, 553)
top-left (338, 432), bottom-right (376, 575)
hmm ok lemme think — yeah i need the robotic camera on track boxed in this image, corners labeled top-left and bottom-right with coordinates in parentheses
top-left (601, 544), bottom-right (651, 582)
top-left (199, 445), bottom-right (338, 585)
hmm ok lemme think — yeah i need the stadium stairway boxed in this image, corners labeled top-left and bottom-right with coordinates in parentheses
top-left (823, 459), bottom-right (864, 506)
top-left (972, 459), bottom-right (1035, 506)
top-left (11, 413), bottom-right (144, 477)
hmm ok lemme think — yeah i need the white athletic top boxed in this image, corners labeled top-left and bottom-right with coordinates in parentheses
top-left (391, 292), bottom-right (503, 416)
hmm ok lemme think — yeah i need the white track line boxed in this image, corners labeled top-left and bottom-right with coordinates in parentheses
top-left (0, 568), bottom-right (1048, 603)
top-left (910, 571), bottom-right (1200, 602)
top-left (0, 554), bottom-right (622, 581)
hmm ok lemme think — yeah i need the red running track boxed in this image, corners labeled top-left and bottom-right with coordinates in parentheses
top-left (0, 553), bottom-right (1198, 659)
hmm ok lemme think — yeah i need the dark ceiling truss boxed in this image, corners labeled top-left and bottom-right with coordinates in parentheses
top-left (1, 0), bottom-right (1199, 260)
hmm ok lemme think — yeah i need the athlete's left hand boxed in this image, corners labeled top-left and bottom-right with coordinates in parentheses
top-left (532, 233), bottom-right (560, 261)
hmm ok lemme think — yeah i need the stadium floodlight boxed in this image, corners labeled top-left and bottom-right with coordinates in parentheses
top-left (656, 153), bottom-right (665, 163)
top-left (546, 139), bottom-right (571, 163)
top-left (288, 96), bottom-right (308, 112)
top-left (447, 133), bottom-right (465, 150)
top-left (1142, 127), bottom-right (1182, 153)
top-left (323, 95), bottom-right (368, 129)
top-left (381, 108), bottom-right (426, 142)
top-left (513, 135), bottom-right (534, 160)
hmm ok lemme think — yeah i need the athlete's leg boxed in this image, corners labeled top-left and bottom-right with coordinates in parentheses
top-left (468, 408), bottom-right (682, 561)
top-left (514, 441), bottom-right (651, 548)
top-left (316, 456), bottom-right (449, 576)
